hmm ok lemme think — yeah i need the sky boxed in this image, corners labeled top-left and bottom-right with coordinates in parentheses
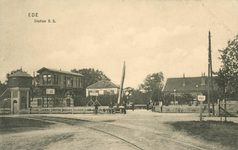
top-left (0, 0), bottom-right (238, 89)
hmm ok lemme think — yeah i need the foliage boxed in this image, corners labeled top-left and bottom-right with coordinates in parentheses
top-left (138, 72), bottom-right (164, 102)
top-left (180, 93), bottom-right (194, 105)
top-left (163, 93), bottom-right (173, 106)
top-left (129, 89), bottom-right (151, 104)
top-left (215, 35), bottom-right (238, 99)
top-left (71, 68), bottom-right (111, 96)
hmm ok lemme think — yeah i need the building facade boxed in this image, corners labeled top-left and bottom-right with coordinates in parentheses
top-left (8, 71), bottom-right (32, 114)
top-left (86, 80), bottom-right (119, 97)
top-left (31, 67), bottom-right (84, 108)
top-left (163, 74), bottom-right (218, 104)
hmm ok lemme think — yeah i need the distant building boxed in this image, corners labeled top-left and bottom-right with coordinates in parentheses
top-left (86, 80), bottom-right (119, 97)
top-left (8, 71), bottom-right (33, 114)
top-left (163, 74), bottom-right (218, 100)
top-left (31, 67), bottom-right (84, 108)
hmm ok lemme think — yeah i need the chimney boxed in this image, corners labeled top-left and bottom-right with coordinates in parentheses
top-left (183, 73), bottom-right (185, 86)
top-left (201, 72), bottom-right (205, 85)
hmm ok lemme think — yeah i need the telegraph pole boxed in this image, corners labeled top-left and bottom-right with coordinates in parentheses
top-left (208, 31), bottom-right (212, 117)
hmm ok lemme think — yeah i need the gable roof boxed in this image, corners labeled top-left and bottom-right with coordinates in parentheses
top-left (9, 71), bottom-right (32, 78)
top-left (163, 76), bottom-right (218, 93)
top-left (87, 80), bottom-right (119, 89)
top-left (37, 67), bottom-right (83, 77)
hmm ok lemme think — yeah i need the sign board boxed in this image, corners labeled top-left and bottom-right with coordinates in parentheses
top-left (46, 89), bottom-right (55, 95)
top-left (90, 92), bottom-right (98, 96)
top-left (198, 95), bottom-right (206, 101)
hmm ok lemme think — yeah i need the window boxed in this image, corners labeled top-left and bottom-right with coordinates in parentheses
top-left (43, 75), bottom-right (47, 84)
top-left (110, 90), bottom-right (114, 95)
top-left (64, 76), bottom-right (66, 85)
top-left (53, 75), bottom-right (58, 84)
top-left (43, 74), bottom-right (51, 85)
top-left (47, 75), bottom-right (51, 84)
top-left (78, 78), bottom-right (83, 88)
top-left (67, 77), bottom-right (73, 87)
top-left (13, 91), bottom-right (18, 98)
top-left (104, 90), bottom-right (110, 95)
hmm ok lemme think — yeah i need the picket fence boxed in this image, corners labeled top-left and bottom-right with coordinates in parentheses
top-left (0, 108), bottom-right (11, 114)
top-left (29, 106), bottom-right (113, 114)
top-left (154, 105), bottom-right (209, 113)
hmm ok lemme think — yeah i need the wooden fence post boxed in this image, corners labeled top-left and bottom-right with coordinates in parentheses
top-left (224, 99), bottom-right (227, 122)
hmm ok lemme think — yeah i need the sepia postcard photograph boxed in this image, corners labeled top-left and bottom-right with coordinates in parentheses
top-left (0, 0), bottom-right (238, 149)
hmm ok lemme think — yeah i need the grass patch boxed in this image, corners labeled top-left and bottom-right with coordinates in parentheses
top-left (0, 117), bottom-right (54, 134)
top-left (169, 121), bottom-right (238, 149)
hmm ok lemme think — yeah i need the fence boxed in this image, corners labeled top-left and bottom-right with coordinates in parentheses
top-left (215, 100), bottom-right (238, 116)
top-left (154, 105), bottom-right (209, 113)
top-left (0, 108), bottom-right (11, 114)
top-left (29, 106), bottom-right (116, 114)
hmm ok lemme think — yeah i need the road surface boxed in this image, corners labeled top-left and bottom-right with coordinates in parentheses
top-left (1, 110), bottom-right (235, 150)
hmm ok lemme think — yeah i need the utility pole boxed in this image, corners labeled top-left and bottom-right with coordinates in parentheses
top-left (208, 31), bottom-right (212, 117)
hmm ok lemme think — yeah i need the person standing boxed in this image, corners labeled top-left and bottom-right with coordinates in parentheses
top-left (123, 101), bottom-right (127, 114)
top-left (132, 102), bottom-right (134, 111)
top-left (109, 102), bottom-right (113, 114)
top-left (146, 102), bottom-right (149, 111)
top-left (94, 102), bottom-right (99, 115)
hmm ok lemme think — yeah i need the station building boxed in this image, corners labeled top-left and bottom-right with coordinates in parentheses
top-left (31, 67), bottom-right (84, 108)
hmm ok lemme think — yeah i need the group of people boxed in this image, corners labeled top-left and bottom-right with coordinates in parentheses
top-left (93, 100), bottom-right (130, 115)
top-left (93, 100), bottom-right (155, 114)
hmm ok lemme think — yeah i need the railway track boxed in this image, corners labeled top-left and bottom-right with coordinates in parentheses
top-left (25, 116), bottom-right (144, 150)
top-left (24, 116), bottom-right (207, 150)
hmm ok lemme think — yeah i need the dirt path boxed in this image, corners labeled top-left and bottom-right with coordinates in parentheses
top-left (1, 110), bottom-right (234, 150)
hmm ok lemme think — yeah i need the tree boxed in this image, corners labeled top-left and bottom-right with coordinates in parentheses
top-left (215, 35), bottom-right (238, 99)
top-left (71, 68), bottom-right (110, 96)
top-left (130, 89), bottom-right (151, 104)
top-left (139, 72), bottom-right (164, 102)
top-left (180, 93), bottom-right (194, 105)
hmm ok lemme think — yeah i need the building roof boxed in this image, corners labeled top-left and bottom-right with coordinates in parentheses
top-left (37, 67), bottom-right (83, 77)
top-left (9, 71), bottom-right (32, 78)
top-left (87, 80), bottom-right (119, 89)
top-left (163, 76), bottom-right (218, 93)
